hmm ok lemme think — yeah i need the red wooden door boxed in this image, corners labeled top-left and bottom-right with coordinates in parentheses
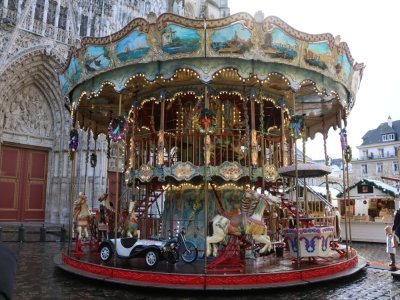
top-left (0, 146), bottom-right (48, 221)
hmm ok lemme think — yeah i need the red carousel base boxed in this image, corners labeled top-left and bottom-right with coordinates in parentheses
top-left (55, 250), bottom-right (366, 290)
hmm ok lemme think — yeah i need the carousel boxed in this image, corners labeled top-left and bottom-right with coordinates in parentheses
top-left (55, 12), bottom-right (366, 290)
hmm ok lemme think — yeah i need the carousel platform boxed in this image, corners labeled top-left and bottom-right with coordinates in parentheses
top-left (54, 248), bottom-right (366, 290)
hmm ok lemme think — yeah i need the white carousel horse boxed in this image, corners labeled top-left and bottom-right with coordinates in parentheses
top-left (206, 189), bottom-right (275, 257)
top-left (73, 193), bottom-right (90, 241)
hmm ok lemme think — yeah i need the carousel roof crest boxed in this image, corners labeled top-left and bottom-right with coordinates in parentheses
top-left (60, 13), bottom-right (364, 105)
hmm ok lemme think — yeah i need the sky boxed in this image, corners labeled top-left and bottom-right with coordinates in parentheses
top-left (229, 0), bottom-right (400, 160)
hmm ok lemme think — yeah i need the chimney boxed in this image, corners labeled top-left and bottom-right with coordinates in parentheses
top-left (388, 116), bottom-right (393, 127)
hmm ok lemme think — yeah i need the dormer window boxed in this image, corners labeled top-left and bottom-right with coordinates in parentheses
top-left (382, 133), bottom-right (395, 142)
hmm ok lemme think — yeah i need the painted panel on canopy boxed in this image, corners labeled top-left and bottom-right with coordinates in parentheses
top-left (210, 23), bottom-right (252, 54)
top-left (304, 42), bottom-right (332, 70)
top-left (161, 24), bottom-right (201, 54)
top-left (60, 57), bottom-right (82, 97)
top-left (66, 57), bottom-right (81, 84)
top-left (337, 53), bottom-right (351, 83)
top-left (261, 27), bottom-right (297, 60)
top-left (84, 45), bottom-right (111, 72)
top-left (59, 74), bottom-right (69, 97)
top-left (116, 30), bottom-right (150, 62)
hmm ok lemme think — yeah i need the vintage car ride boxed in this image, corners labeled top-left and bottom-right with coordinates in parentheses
top-left (99, 237), bottom-right (179, 268)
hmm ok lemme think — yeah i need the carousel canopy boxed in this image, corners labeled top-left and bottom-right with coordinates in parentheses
top-left (60, 13), bottom-right (364, 139)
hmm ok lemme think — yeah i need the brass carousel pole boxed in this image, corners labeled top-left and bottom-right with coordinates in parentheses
top-left (114, 94), bottom-right (122, 266)
top-left (68, 115), bottom-right (78, 256)
top-left (259, 92), bottom-right (265, 193)
top-left (204, 84), bottom-right (209, 273)
top-left (91, 133), bottom-right (97, 211)
top-left (302, 128), bottom-right (307, 215)
top-left (292, 96), bottom-right (301, 267)
top-left (130, 102), bottom-right (136, 225)
top-left (346, 155), bottom-right (352, 247)
top-left (339, 110), bottom-right (349, 256)
top-left (158, 92), bottom-right (165, 237)
top-left (322, 118), bottom-right (331, 227)
top-left (83, 128), bottom-right (90, 195)
top-left (250, 89), bottom-right (257, 168)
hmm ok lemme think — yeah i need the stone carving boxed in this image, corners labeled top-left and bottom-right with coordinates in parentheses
top-left (2, 85), bottom-right (52, 137)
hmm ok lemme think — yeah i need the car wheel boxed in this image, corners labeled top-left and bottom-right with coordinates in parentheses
top-left (144, 249), bottom-right (159, 268)
top-left (99, 244), bottom-right (113, 262)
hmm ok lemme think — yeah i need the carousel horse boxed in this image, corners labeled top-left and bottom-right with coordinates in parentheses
top-left (88, 210), bottom-right (99, 240)
top-left (73, 193), bottom-right (90, 241)
top-left (97, 193), bottom-right (111, 239)
top-left (119, 208), bottom-right (130, 237)
top-left (128, 208), bottom-right (139, 238)
top-left (206, 189), bottom-right (275, 257)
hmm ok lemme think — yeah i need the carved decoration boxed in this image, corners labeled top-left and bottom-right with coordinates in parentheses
top-left (2, 85), bottom-right (52, 137)
top-left (170, 161), bottom-right (199, 181)
top-left (137, 164), bottom-right (154, 182)
top-left (218, 161), bottom-right (244, 181)
top-left (263, 164), bottom-right (278, 181)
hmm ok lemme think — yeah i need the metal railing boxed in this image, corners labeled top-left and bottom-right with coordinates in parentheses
top-left (132, 129), bottom-right (284, 169)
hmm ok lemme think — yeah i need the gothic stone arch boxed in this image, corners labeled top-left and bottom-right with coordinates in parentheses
top-left (0, 49), bottom-right (71, 223)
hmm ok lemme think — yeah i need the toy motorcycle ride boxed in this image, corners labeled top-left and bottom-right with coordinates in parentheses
top-left (98, 236), bottom-right (179, 268)
top-left (168, 228), bottom-right (198, 263)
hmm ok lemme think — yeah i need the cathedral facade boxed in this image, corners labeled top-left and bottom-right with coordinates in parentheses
top-left (0, 0), bottom-right (229, 223)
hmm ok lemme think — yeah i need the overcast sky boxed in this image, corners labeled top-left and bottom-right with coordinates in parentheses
top-left (229, 0), bottom-right (400, 160)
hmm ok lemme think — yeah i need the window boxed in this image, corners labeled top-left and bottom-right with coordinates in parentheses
top-left (47, 0), bottom-right (57, 25)
top-left (59, 6), bottom-right (68, 30)
top-left (8, 0), bottom-right (17, 10)
top-left (394, 161), bottom-right (399, 174)
top-left (378, 148), bottom-right (384, 158)
top-left (362, 150), bottom-right (368, 160)
top-left (377, 162), bottom-right (383, 174)
top-left (358, 184), bottom-right (373, 194)
top-left (80, 15), bottom-right (88, 36)
top-left (90, 15), bottom-right (96, 36)
top-left (383, 134), bottom-right (395, 142)
top-left (34, 0), bottom-right (45, 21)
top-left (361, 164), bottom-right (368, 175)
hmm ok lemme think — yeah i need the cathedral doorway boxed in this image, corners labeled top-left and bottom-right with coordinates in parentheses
top-left (0, 145), bottom-right (48, 222)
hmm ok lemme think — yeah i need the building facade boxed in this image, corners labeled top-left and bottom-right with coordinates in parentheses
top-left (352, 116), bottom-right (400, 180)
top-left (0, 0), bottom-right (229, 223)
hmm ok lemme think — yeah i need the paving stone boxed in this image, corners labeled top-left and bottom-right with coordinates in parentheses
top-left (4, 241), bottom-right (400, 299)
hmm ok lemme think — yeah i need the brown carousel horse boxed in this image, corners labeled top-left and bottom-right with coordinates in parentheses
top-left (119, 206), bottom-right (139, 238)
top-left (73, 193), bottom-right (90, 241)
top-left (97, 193), bottom-right (112, 239)
top-left (206, 189), bottom-right (275, 257)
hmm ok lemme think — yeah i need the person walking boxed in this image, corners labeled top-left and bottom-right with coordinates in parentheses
top-left (0, 241), bottom-right (17, 300)
top-left (393, 208), bottom-right (400, 243)
top-left (385, 225), bottom-right (396, 268)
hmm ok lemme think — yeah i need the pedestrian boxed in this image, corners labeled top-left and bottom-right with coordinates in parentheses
top-left (393, 208), bottom-right (400, 243)
top-left (385, 225), bottom-right (396, 267)
top-left (0, 241), bottom-right (17, 300)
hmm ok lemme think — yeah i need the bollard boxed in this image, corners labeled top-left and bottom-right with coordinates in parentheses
top-left (40, 223), bottom-right (46, 242)
top-left (60, 225), bottom-right (66, 242)
top-left (18, 224), bottom-right (25, 242)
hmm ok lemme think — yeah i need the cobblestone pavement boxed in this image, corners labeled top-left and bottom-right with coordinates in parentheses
top-left (4, 240), bottom-right (400, 300)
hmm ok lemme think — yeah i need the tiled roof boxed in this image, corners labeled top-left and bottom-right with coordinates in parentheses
top-left (361, 120), bottom-right (400, 146)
